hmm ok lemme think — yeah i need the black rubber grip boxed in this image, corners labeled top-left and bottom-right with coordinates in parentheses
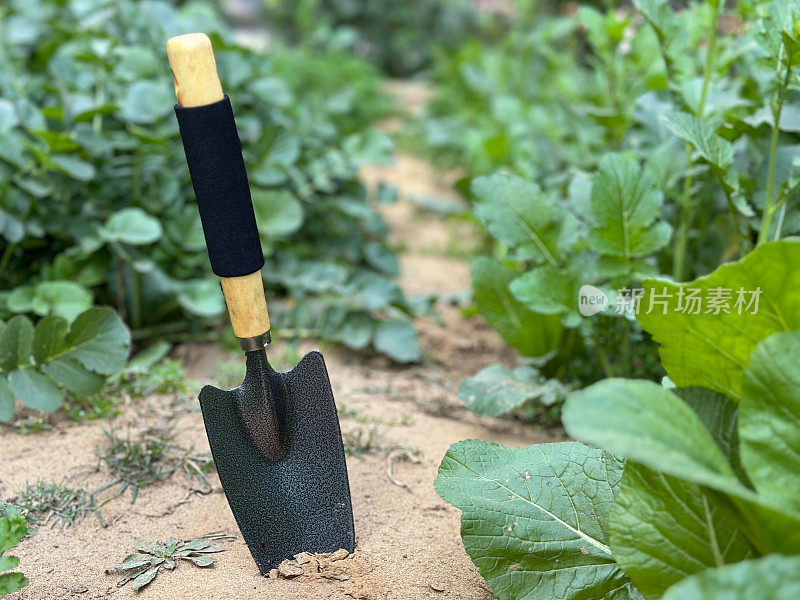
top-left (175, 96), bottom-right (264, 278)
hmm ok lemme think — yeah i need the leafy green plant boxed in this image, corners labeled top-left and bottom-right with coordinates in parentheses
top-left (0, 505), bottom-right (28, 596)
top-left (436, 239), bottom-right (800, 599)
top-left (97, 426), bottom-right (213, 502)
top-left (661, 554), bottom-right (800, 600)
top-left (15, 480), bottom-right (104, 529)
top-left (0, 308), bottom-right (130, 421)
top-left (435, 0), bottom-right (800, 420)
top-left (0, 0), bottom-right (420, 363)
top-left (107, 535), bottom-right (230, 591)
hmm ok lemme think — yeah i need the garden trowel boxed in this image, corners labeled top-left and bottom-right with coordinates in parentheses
top-left (166, 33), bottom-right (355, 573)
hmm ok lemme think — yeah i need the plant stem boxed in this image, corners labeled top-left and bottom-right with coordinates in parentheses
top-left (672, 2), bottom-right (720, 280)
top-left (0, 243), bottom-right (16, 277)
top-left (596, 346), bottom-right (615, 379)
top-left (672, 163), bottom-right (694, 281)
top-left (759, 60), bottom-right (792, 245)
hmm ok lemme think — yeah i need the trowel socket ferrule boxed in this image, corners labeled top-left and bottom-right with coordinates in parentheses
top-left (237, 331), bottom-right (271, 352)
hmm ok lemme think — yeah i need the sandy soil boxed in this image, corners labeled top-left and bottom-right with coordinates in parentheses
top-left (1, 118), bottom-right (558, 599)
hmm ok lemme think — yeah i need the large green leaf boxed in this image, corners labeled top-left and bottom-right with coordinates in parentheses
top-left (471, 173), bottom-right (574, 267)
top-left (739, 331), bottom-right (800, 513)
top-left (0, 316), bottom-right (34, 372)
top-left (102, 208), bottom-right (163, 245)
top-left (565, 379), bottom-right (736, 489)
top-left (662, 554), bottom-right (800, 600)
top-left (41, 358), bottom-right (105, 396)
top-left (637, 240), bottom-right (800, 401)
top-left (587, 154), bottom-right (672, 260)
top-left (458, 364), bottom-right (564, 417)
top-left (373, 319), bottom-right (421, 363)
top-left (32, 316), bottom-right (69, 363)
top-left (176, 280), bottom-right (226, 318)
top-left (0, 378), bottom-right (14, 422)
top-left (676, 387), bottom-right (747, 483)
top-left (435, 440), bottom-right (639, 600)
top-left (252, 189), bottom-right (304, 237)
top-left (471, 257), bottom-right (562, 357)
top-left (7, 367), bottom-right (63, 412)
top-left (609, 462), bottom-right (755, 599)
top-left (7, 281), bottom-right (92, 322)
top-left (564, 378), bottom-right (800, 553)
top-left (58, 308), bottom-right (131, 375)
top-left (119, 80), bottom-right (174, 124)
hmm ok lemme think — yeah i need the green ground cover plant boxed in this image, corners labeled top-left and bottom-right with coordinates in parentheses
top-left (107, 534), bottom-right (230, 591)
top-left (437, 238), bottom-right (800, 599)
top-left (0, 0), bottom-right (421, 367)
top-left (430, 0), bottom-right (800, 420)
top-left (97, 425), bottom-right (213, 503)
top-left (0, 308), bottom-right (130, 421)
top-left (0, 505), bottom-right (28, 596)
top-left (15, 480), bottom-right (104, 529)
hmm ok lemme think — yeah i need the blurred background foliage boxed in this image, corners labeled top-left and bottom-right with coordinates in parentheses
top-left (2, 0), bottom-right (800, 424)
top-left (0, 0), bottom-right (422, 370)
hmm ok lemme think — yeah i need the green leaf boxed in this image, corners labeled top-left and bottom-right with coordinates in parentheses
top-left (637, 240), bottom-right (800, 401)
top-left (662, 554), bottom-right (800, 600)
top-left (176, 280), bottom-right (225, 318)
top-left (8, 281), bottom-right (93, 322)
top-left (41, 357), bottom-right (105, 396)
top-left (661, 112), bottom-right (735, 190)
top-left (0, 99), bottom-right (19, 133)
top-left (739, 331), bottom-right (800, 512)
top-left (49, 155), bottom-right (96, 181)
top-left (0, 316), bottom-right (34, 371)
top-left (458, 364), bottom-right (564, 417)
top-left (373, 319), bottom-right (420, 363)
top-left (676, 387), bottom-right (747, 483)
top-left (471, 173), bottom-right (571, 266)
top-left (435, 440), bottom-right (638, 600)
top-left (8, 367), bottom-right (63, 412)
top-left (0, 508), bottom-right (26, 554)
top-left (120, 81), bottom-right (174, 124)
top-left (188, 555), bottom-right (214, 567)
top-left (564, 378), bottom-right (800, 553)
top-left (564, 379), bottom-right (737, 490)
top-left (0, 573), bottom-right (28, 596)
top-left (609, 462), bottom-right (755, 598)
top-left (60, 308), bottom-right (131, 375)
top-left (634, 0), bottom-right (688, 67)
top-left (252, 189), bottom-right (304, 237)
top-left (587, 154), bottom-right (671, 260)
top-left (102, 208), bottom-right (163, 245)
top-left (509, 265), bottom-right (575, 318)
top-left (131, 566), bottom-right (160, 591)
top-left (33, 316), bottom-right (69, 363)
top-left (0, 378), bottom-right (14, 422)
top-left (472, 257), bottom-right (562, 357)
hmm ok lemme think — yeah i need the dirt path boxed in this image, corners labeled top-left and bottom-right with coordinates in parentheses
top-left (2, 113), bottom-right (557, 599)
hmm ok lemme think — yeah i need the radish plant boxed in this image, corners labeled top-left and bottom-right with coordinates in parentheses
top-left (441, 0), bottom-right (800, 420)
top-left (439, 236), bottom-right (800, 599)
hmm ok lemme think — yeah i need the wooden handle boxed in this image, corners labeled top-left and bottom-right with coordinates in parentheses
top-left (167, 33), bottom-right (270, 344)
